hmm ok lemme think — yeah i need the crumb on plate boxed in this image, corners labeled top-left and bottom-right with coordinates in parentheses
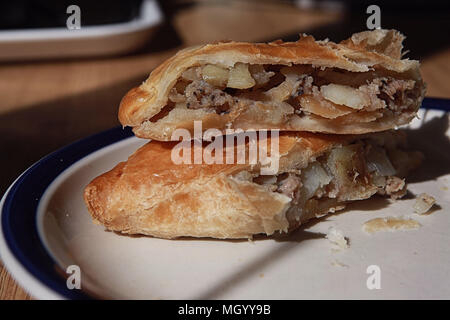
top-left (331, 259), bottom-right (349, 268)
top-left (413, 193), bottom-right (436, 214)
top-left (362, 216), bottom-right (421, 234)
top-left (325, 226), bottom-right (349, 249)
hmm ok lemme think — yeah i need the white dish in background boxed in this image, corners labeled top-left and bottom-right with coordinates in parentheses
top-left (0, 107), bottom-right (449, 299)
top-left (0, 0), bottom-right (163, 61)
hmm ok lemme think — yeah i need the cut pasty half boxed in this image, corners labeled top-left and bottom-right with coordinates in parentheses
top-left (84, 130), bottom-right (422, 239)
top-left (119, 29), bottom-right (426, 141)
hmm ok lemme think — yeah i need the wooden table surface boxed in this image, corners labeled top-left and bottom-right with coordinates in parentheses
top-left (0, 1), bottom-right (449, 300)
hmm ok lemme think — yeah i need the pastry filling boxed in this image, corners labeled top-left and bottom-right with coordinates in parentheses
top-left (161, 63), bottom-right (422, 125)
top-left (232, 134), bottom-right (422, 223)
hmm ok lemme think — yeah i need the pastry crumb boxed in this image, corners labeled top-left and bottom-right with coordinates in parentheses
top-left (413, 193), bottom-right (436, 214)
top-left (331, 259), bottom-right (349, 268)
top-left (325, 226), bottom-right (349, 249)
top-left (385, 176), bottom-right (407, 200)
top-left (362, 216), bottom-right (421, 234)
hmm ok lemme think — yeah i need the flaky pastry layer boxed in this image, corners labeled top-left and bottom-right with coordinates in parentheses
top-left (118, 29), bottom-right (425, 141)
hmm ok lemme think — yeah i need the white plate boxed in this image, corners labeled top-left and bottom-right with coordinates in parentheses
top-left (1, 105), bottom-right (449, 299)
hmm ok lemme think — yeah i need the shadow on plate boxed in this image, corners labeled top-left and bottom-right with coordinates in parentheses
top-left (190, 229), bottom-right (326, 300)
top-left (404, 113), bottom-right (450, 183)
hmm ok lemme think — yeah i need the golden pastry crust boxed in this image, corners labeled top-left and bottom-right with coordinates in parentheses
top-left (83, 131), bottom-right (420, 239)
top-left (118, 29), bottom-right (425, 141)
top-left (84, 132), bottom-right (335, 239)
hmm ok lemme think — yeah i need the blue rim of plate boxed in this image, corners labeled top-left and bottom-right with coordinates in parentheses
top-left (0, 126), bottom-right (134, 299)
top-left (0, 97), bottom-right (449, 300)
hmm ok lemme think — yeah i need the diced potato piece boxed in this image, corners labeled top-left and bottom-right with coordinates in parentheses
top-left (201, 64), bottom-right (229, 87)
top-left (227, 63), bottom-right (256, 89)
top-left (238, 101), bottom-right (293, 125)
top-left (321, 84), bottom-right (369, 109)
top-left (298, 94), bottom-right (353, 119)
top-left (182, 67), bottom-right (201, 81)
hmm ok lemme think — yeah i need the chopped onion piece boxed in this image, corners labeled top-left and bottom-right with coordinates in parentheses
top-left (302, 162), bottom-right (332, 199)
top-left (202, 64), bottom-right (229, 87)
top-left (366, 145), bottom-right (396, 176)
top-left (249, 64), bottom-right (274, 86)
top-left (265, 73), bottom-right (300, 101)
top-left (227, 63), bottom-right (256, 89)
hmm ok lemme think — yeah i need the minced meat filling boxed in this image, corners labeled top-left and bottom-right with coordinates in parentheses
top-left (167, 63), bottom-right (420, 119)
top-left (233, 139), bottom-right (408, 220)
top-left (184, 81), bottom-right (236, 114)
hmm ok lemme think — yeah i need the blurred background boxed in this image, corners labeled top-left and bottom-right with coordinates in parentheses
top-left (0, 0), bottom-right (449, 299)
